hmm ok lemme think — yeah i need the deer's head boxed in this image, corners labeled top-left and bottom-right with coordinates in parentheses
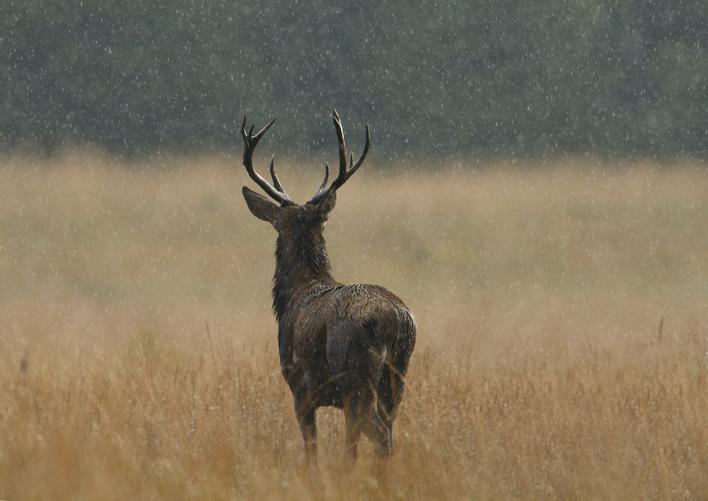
top-left (240, 109), bottom-right (370, 235)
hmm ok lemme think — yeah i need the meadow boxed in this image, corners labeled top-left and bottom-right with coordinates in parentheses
top-left (0, 151), bottom-right (706, 500)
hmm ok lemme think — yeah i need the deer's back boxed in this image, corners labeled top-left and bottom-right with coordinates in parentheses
top-left (292, 283), bottom-right (412, 340)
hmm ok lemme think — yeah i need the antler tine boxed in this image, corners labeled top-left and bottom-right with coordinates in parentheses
top-left (330, 110), bottom-right (370, 191)
top-left (331, 108), bottom-right (348, 188)
top-left (307, 111), bottom-right (370, 204)
top-left (254, 119), bottom-right (275, 140)
top-left (241, 116), bottom-right (292, 205)
top-left (269, 154), bottom-right (287, 193)
top-left (315, 162), bottom-right (330, 195)
top-left (347, 124), bottom-right (370, 176)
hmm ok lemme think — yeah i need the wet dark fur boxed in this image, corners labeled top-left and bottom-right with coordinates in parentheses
top-left (243, 187), bottom-right (416, 462)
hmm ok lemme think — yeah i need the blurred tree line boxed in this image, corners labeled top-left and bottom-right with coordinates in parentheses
top-left (1, 0), bottom-right (706, 158)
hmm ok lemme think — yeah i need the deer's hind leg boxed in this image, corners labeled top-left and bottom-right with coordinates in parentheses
top-left (343, 393), bottom-right (392, 464)
top-left (363, 406), bottom-right (393, 458)
top-left (367, 321), bottom-right (415, 458)
top-left (292, 379), bottom-right (318, 466)
top-left (343, 359), bottom-right (393, 460)
top-left (343, 399), bottom-right (364, 463)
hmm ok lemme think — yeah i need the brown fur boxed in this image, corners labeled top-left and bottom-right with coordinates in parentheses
top-left (240, 112), bottom-right (415, 464)
top-left (243, 187), bottom-right (416, 463)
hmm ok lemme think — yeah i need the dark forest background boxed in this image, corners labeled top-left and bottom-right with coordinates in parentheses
top-left (1, 0), bottom-right (706, 158)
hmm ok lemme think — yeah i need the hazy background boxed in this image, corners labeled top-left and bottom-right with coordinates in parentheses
top-left (2, 0), bottom-right (706, 158)
top-left (1, 1), bottom-right (707, 499)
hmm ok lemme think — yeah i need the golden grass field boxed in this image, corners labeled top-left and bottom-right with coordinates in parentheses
top-left (0, 151), bottom-right (706, 500)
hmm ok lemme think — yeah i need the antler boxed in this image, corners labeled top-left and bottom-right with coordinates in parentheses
top-left (308, 109), bottom-right (370, 204)
top-left (241, 116), bottom-right (293, 206)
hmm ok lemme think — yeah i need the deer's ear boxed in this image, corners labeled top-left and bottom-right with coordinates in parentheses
top-left (242, 187), bottom-right (280, 224)
top-left (312, 189), bottom-right (337, 216)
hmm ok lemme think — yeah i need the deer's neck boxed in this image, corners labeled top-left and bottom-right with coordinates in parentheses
top-left (272, 228), bottom-right (336, 320)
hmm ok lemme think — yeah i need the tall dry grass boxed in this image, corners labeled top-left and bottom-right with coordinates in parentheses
top-left (0, 151), bottom-right (706, 500)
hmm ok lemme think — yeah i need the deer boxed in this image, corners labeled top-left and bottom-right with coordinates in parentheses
top-left (239, 110), bottom-right (416, 465)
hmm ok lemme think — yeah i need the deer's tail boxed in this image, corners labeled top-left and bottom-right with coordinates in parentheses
top-left (326, 315), bottom-right (414, 420)
top-left (326, 320), bottom-right (356, 386)
top-left (326, 318), bottom-right (384, 399)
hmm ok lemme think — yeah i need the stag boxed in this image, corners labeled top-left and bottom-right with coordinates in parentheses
top-left (240, 110), bottom-right (416, 464)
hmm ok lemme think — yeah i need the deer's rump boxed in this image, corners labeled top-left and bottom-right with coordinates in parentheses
top-left (288, 284), bottom-right (416, 410)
